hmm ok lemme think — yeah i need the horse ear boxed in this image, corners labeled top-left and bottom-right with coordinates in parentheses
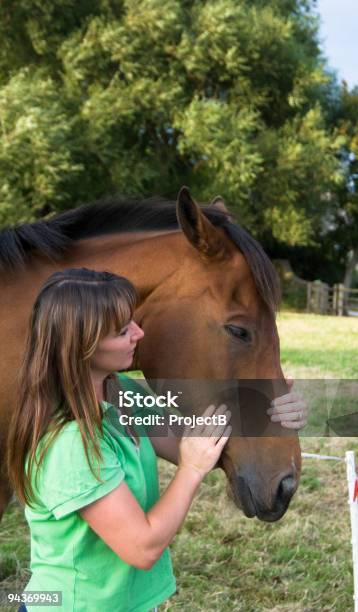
top-left (210, 195), bottom-right (235, 222)
top-left (176, 186), bottom-right (230, 260)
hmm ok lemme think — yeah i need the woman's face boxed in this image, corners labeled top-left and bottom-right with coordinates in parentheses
top-left (89, 320), bottom-right (145, 375)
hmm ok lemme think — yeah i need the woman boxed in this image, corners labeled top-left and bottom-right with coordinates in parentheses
top-left (7, 267), bottom-right (307, 612)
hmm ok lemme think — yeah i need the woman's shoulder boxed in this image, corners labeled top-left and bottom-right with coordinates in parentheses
top-left (115, 371), bottom-right (153, 394)
top-left (34, 421), bottom-right (88, 466)
top-left (27, 419), bottom-right (126, 518)
top-left (31, 417), bottom-right (121, 482)
top-left (36, 416), bottom-right (106, 463)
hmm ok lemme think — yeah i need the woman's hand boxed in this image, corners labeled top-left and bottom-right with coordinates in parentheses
top-left (178, 404), bottom-right (232, 478)
top-left (266, 376), bottom-right (308, 430)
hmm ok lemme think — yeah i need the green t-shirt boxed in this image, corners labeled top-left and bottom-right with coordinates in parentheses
top-left (23, 373), bottom-right (177, 612)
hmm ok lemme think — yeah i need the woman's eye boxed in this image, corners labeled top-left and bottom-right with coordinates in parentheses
top-left (224, 324), bottom-right (251, 343)
top-left (118, 328), bottom-right (128, 336)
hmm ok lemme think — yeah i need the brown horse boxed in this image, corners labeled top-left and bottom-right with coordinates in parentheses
top-left (0, 187), bottom-right (301, 523)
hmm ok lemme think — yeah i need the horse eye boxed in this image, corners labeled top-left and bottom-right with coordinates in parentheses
top-left (224, 325), bottom-right (251, 343)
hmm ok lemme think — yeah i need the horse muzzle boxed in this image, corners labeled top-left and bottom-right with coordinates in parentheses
top-left (228, 471), bottom-right (298, 522)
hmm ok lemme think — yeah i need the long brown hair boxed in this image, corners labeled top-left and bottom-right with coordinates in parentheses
top-left (7, 268), bottom-right (138, 507)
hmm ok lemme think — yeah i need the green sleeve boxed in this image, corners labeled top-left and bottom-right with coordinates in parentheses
top-left (116, 374), bottom-right (183, 440)
top-left (33, 425), bottom-right (126, 520)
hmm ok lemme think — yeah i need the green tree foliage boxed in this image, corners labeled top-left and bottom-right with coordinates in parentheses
top-left (0, 0), bottom-right (349, 271)
top-left (0, 68), bottom-right (83, 225)
top-left (325, 83), bottom-right (358, 287)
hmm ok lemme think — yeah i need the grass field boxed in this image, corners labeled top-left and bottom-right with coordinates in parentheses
top-left (0, 312), bottom-right (357, 611)
top-left (277, 311), bottom-right (358, 379)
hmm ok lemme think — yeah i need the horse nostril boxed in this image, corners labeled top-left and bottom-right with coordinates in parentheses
top-left (277, 474), bottom-right (296, 502)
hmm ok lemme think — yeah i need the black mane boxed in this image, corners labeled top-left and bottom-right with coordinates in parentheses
top-left (0, 195), bottom-right (280, 311)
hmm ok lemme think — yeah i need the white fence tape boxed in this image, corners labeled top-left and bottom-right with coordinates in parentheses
top-left (346, 452), bottom-right (358, 612)
top-left (301, 452), bottom-right (345, 461)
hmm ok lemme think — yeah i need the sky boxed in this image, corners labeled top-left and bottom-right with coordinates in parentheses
top-left (316, 0), bottom-right (358, 89)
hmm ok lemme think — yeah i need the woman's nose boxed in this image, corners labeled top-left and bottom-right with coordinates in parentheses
top-left (130, 321), bottom-right (144, 339)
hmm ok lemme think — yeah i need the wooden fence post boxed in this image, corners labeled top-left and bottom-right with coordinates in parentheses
top-left (337, 283), bottom-right (345, 316)
top-left (307, 280), bottom-right (333, 315)
top-left (333, 283), bottom-right (338, 315)
top-left (321, 282), bottom-right (329, 314)
top-left (310, 280), bottom-right (318, 313)
top-left (333, 283), bottom-right (345, 316)
top-left (306, 282), bottom-right (312, 313)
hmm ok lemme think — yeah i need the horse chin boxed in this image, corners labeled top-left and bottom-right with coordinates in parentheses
top-left (225, 479), bottom-right (290, 523)
top-left (256, 509), bottom-right (289, 523)
top-left (225, 481), bottom-right (256, 519)
top-left (256, 498), bottom-right (293, 522)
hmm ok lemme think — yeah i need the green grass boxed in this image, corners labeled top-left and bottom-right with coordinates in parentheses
top-left (1, 311), bottom-right (357, 611)
top-left (277, 311), bottom-right (358, 378)
top-left (164, 436), bottom-right (357, 611)
top-left (0, 501), bottom-right (31, 611)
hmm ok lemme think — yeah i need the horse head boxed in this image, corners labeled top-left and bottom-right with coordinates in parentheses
top-left (133, 187), bottom-right (301, 522)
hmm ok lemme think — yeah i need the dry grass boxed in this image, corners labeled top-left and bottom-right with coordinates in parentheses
top-left (157, 436), bottom-right (357, 611)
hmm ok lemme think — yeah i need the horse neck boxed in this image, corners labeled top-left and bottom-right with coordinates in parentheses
top-left (0, 230), bottom-right (185, 311)
top-left (74, 229), bottom-right (185, 301)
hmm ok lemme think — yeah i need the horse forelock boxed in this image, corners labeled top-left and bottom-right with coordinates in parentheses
top-left (222, 224), bottom-right (281, 315)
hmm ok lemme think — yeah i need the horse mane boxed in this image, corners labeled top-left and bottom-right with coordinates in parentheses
top-left (0, 196), bottom-right (280, 312)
